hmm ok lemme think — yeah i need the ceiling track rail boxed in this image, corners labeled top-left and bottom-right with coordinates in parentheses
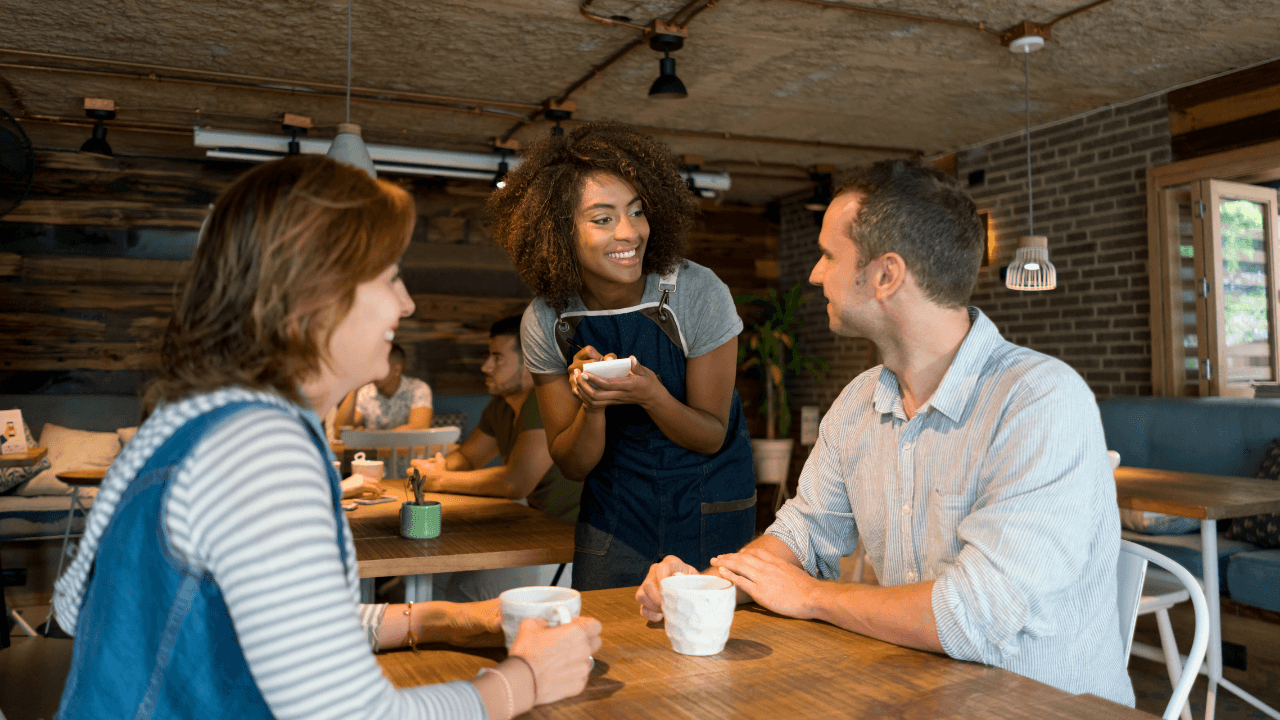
top-left (0, 48), bottom-right (541, 114)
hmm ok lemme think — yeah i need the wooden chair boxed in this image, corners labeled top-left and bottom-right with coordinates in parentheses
top-left (340, 427), bottom-right (460, 479)
top-left (1118, 540), bottom-right (1209, 720)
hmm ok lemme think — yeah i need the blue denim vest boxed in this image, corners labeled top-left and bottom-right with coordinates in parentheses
top-left (57, 401), bottom-right (346, 720)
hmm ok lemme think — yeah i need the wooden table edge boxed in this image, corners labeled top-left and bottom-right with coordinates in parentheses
top-left (0, 447), bottom-right (48, 468)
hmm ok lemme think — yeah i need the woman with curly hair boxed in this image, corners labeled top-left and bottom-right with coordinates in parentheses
top-left (489, 122), bottom-right (756, 591)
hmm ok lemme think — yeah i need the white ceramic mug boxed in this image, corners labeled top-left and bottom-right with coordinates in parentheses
top-left (497, 586), bottom-right (580, 648)
top-left (351, 452), bottom-right (384, 481)
top-left (660, 573), bottom-right (736, 656)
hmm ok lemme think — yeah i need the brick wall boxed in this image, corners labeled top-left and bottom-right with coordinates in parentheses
top-left (960, 97), bottom-right (1171, 398)
top-left (767, 97), bottom-right (1173, 505)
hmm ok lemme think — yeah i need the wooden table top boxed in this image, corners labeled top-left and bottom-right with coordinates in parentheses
top-left (348, 482), bottom-right (574, 578)
top-left (378, 586), bottom-right (1155, 720)
top-left (0, 447), bottom-right (47, 468)
top-left (1114, 466), bottom-right (1280, 520)
top-left (54, 466), bottom-right (109, 486)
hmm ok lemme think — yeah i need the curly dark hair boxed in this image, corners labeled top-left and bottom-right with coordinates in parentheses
top-left (487, 122), bottom-right (699, 312)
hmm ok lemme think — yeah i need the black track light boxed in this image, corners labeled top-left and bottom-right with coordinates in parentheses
top-left (493, 157), bottom-right (510, 189)
top-left (79, 108), bottom-right (115, 157)
top-left (648, 34), bottom-right (687, 99)
top-left (804, 172), bottom-right (834, 212)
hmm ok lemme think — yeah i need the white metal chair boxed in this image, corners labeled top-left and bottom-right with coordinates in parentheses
top-left (341, 427), bottom-right (461, 479)
top-left (1118, 539), bottom-right (1210, 720)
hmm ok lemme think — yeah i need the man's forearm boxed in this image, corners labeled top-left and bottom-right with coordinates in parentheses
top-left (428, 466), bottom-right (520, 498)
top-left (806, 580), bottom-right (942, 654)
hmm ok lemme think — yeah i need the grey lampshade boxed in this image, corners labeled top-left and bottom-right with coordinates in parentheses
top-left (327, 123), bottom-right (376, 178)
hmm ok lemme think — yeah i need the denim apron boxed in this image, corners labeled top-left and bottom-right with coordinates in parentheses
top-left (556, 269), bottom-right (756, 590)
top-left (57, 400), bottom-right (346, 720)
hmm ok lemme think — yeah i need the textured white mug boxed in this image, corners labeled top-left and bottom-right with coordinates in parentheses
top-left (660, 573), bottom-right (736, 656)
top-left (497, 586), bottom-right (580, 648)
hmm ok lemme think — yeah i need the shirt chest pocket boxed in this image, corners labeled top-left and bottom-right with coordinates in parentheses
top-left (925, 489), bottom-right (972, 568)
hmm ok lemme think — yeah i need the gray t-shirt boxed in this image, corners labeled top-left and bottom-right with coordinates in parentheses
top-left (522, 260), bottom-right (743, 375)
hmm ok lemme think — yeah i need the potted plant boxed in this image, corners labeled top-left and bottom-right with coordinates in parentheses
top-left (736, 284), bottom-right (828, 487)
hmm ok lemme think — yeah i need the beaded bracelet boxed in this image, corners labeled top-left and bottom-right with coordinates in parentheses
top-left (403, 602), bottom-right (419, 653)
top-left (477, 667), bottom-right (514, 720)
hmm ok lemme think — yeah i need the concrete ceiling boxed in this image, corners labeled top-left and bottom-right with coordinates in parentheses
top-left (2, 0), bottom-right (1278, 201)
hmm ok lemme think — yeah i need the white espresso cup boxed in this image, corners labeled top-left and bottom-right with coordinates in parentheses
top-left (350, 452), bottom-right (384, 481)
top-left (497, 586), bottom-right (580, 648)
top-left (660, 573), bottom-right (737, 656)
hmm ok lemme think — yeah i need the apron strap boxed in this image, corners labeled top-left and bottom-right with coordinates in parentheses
top-left (554, 265), bottom-right (687, 364)
top-left (554, 315), bottom-right (585, 365)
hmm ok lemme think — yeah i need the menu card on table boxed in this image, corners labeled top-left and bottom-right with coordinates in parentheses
top-left (0, 409), bottom-right (29, 455)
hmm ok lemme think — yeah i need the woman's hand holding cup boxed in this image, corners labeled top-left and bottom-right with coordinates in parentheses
top-left (508, 615), bottom-right (602, 705)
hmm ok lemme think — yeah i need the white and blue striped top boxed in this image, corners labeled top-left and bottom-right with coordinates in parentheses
top-left (769, 308), bottom-right (1136, 707)
top-left (52, 387), bottom-right (485, 720)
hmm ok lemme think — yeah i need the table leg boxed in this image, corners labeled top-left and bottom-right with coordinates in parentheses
top-left (404, 574), bottom-right (432, 603)
top-left (360, 578), bottom-right (375, 604)
top-left (45, 488), bottom-right (82, 635)
top-left (1201, 520), bottom-right (1220, 720)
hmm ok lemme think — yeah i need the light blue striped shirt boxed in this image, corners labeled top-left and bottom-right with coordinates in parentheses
top-left (769, 308), bottom-right (1135, 706)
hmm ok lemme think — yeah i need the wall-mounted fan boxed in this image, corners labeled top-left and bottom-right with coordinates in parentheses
top-left (0, 108), bottom-right (35, 219)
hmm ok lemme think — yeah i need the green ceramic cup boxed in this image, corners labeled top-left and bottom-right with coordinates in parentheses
top-left (400, 501), bottom-right (441, 539)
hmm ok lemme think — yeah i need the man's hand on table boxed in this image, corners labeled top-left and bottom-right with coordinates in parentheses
top-left (711, 548), bottom-right (822, 620)
top-left (409, 453), bottom-right (447, 491)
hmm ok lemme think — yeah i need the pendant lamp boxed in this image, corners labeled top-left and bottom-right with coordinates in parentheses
top-left (1005, 34), bottom-right (1055, 291)
top-left (327, 0), bottom-right (376, 178)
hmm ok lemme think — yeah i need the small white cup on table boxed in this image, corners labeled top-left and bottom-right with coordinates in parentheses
top-left (660, 574), bottom-right (737, 656)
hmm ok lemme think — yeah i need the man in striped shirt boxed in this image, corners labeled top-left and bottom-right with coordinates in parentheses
top-left (638, 158), bottom-right (1135, 706)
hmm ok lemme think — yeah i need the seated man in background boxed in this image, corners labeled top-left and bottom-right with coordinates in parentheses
top-left (636, 158), bottom-right (1135, 707)
top-left (412, 316), bottom-right (581, 601)
top-left (336, 343), bottom-right (433, 430)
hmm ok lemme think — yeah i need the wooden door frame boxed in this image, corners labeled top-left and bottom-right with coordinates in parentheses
top-left (1146, 139), bottom-right (1280, 396)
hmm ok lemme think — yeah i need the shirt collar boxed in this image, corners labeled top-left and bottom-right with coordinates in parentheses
top-left (871, 307), bottom-right (1001, 423)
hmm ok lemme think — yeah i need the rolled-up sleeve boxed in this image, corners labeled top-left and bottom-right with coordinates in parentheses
top-left (931, 370), bottom-right (1107, 665)
top-left (767, 386), bottom-right (861, 581)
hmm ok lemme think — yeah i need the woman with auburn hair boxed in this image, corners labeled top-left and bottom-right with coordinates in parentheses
top-left (50, 155), bottom-right (599, 720)
top-left (488, 122), bottom-right (756, 591)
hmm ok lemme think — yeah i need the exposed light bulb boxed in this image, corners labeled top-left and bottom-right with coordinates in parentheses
top-left (1024, 262), bottom-right (1040, 271)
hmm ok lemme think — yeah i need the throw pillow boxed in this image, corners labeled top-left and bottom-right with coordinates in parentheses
top-left (15, 423), bottom-right (121, 497)
top-left (1119, 507), bottom-right (1199, 535)
top-left (0, 420), bottom-right (50, 494)
top-left (1225, 438), bottom-right (1280, 548)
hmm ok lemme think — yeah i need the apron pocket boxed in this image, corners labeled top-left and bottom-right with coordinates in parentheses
top-left (699, 491), bottom-right (757, 566)
top-left (574, 520), bottom-right (616, 556)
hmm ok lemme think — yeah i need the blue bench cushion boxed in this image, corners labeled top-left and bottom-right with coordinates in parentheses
top-left (1122, 530), bottom-right (1258, 594)
top-left (1227, 550), bottom-right (1280, 613)
top-left (1224, 437), bottom-right (1280, 549)
top-left (1097, 397), bottom-right (1280, 478)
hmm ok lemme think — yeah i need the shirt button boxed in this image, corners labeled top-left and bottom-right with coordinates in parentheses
top-left (901, 504), bottom-right (910, 514)
top-left (903, 443), bottom-right (913, 451)
top-left (907, 571), bottom-right (916, 580)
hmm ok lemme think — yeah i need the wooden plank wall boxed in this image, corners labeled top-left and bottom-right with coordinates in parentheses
top-left (1168, 58), bottom-right (1280, 161)
top-left (0, 151), bottom-right (778, 397)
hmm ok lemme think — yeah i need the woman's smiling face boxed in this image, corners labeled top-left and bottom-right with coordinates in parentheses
top-left (573, 171), bottom-right (649, 290)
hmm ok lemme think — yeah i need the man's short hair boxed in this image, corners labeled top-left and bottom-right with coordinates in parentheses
top-left (388, 343), bottom-right (406, 366)
top-left (490, 316), bottom-right (523, 356)
top-left (834, 158), bottom-right (984, 308)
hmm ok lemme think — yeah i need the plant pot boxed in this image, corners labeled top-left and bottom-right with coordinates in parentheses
top-left (751, 438), bottom-right (795, 486)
